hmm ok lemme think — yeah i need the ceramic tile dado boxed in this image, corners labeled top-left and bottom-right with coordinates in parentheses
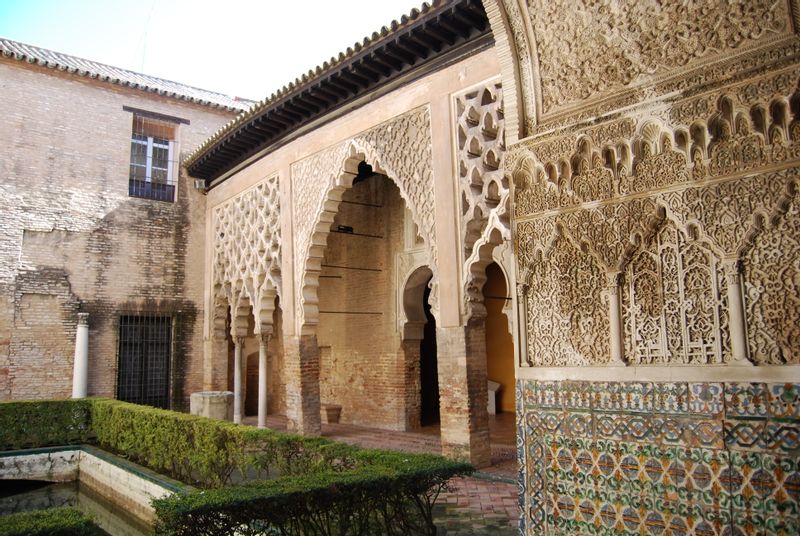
top-left (518, 379), bottom-right (800, 535)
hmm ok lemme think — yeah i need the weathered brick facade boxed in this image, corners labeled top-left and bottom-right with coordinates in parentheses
top-left (0, 54), bottom-right (241, 408)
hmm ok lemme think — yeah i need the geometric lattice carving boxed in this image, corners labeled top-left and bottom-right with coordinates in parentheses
top-left (291, 106), bottom-right (434, 329)
top-left (744, 196), bottom-right (800, 364)
top-left (525, 232), bottom-right (609, 366)
top-left (454, 80), bottom-right (510, 314)
top-left (623, 219), bottom-right (731, 365)
top-left (213, 175), bottom-right (281, 331)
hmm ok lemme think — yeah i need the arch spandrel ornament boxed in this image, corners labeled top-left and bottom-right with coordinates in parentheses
top-left (291, 106), bottom-right (436, 332)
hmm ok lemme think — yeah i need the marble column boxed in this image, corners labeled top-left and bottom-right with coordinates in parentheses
top-left (606, 272), bottom-right (626, 365)
top-left (724, 260), bottom-right (753, 366)
top-left (258, 333), bottom-right (270, 429)
top-left (71, 313), bottom-right (89, 398)
top-left (233, 336), bottom-right (244, 423)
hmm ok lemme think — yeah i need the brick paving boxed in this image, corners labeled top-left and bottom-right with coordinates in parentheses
top-left (243, 413), bottom-right (520, 534)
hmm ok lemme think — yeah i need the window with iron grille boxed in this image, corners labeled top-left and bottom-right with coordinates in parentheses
top-left (129, 114), bottom-right (177, 202)
top-left (117, 315), bottom-right (172, 409)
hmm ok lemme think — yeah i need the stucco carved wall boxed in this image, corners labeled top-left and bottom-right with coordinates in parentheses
top-left (510, 80), bottom-right (800, 368)
top-left (291, 106), bottom-right (435, 330)
top-left (488, 0), bottom-right (800, 532)
top-left (212, 175), bottom-right (281, 333)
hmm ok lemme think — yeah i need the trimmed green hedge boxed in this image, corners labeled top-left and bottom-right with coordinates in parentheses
top-left (0, 399), bottom-right (92, 450)
top-left (0, 507), bottom-right (103, 536)
top-left (0, 399), bottom-right (474, 535)
top-left (90, 399), bottom-right (360, 488)
top-left (153, 451), bottom-right (470, 535)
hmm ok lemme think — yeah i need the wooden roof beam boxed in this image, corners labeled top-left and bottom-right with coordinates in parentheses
top-left (327, 75), bottom-right (358, 95)
top-left (396, 36), bottom-right (427, 59)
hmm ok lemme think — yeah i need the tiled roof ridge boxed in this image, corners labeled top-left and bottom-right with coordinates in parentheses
top-left (183, 0), bottom-right (441, 168)
top-left (0, 36), bottom-right (253, 112)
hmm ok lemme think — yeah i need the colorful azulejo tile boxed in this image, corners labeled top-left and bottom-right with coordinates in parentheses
top-left (768, 383), bottom-right (800, 420)
top-left (651, 382), bottom-right (689, 414)
top-left (724, 382), bottom-right (769, 418)
top-left (689, 382), bottom-right (724, 417)
top-left (591, 381), bottom-right (652, 413)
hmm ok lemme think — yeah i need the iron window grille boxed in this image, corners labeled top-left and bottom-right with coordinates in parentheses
top-left (128, 114), bottom-right (178, 202)
top-left (117, 314), bottom-right (173, 409)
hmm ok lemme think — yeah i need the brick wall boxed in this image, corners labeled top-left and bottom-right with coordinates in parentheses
top-left (0, 57), bottom-right (237, 407)
top-left (315, 174), bottom-right (410, 430)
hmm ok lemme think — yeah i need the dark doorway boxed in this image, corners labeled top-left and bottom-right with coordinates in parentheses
top-left (420, 279), bottom-right (439, 425)
top-left (117, 315), bottom-right (172, 408)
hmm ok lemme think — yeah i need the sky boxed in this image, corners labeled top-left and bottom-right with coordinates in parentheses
top-left (0, 0), bottom-right (421, 101)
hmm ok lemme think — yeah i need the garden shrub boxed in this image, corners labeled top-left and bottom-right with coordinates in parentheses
top-left (89, 399), bottom-right (362, 488)
top-left (152, 452), bottom-right (472, 536)
top-left (0, 399), bottom-right (91, 450)
top-left (0, 507), bottom-right (103, 536)
top-left (0, 399), bottom-right (474, 535)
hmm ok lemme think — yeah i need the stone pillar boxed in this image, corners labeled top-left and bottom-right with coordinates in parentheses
top-left (71, 313), bottom-right (89, 398)
top-left (258, 333), bottom-right (270, 429)
top-left (606, 272), bottom-right (626, 365)
top-left (233, 336), bottom-right (244, 424)
top-left (724, 260), bottom-right (753, 366)
top-left (436, 319), bottom-right (491, 468)
top-left (284, 334), bottom-right (321, 435)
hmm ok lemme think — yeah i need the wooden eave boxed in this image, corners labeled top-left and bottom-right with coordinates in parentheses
top-left (186, 0), bottom-right (491, 184)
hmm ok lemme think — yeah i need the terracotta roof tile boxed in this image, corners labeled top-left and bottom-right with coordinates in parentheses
top-left (0, 37), bottom-right (253, 112)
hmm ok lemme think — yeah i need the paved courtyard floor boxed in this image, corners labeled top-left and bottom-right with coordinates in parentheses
top-left (243, 413), bottom-right (519, 534)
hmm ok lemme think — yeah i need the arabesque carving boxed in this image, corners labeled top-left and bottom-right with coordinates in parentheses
top-left (524, 231), bottom-right (609, 366)
top-left (524, 0), bottom-right (788, 114)
top-left (512, 84), bottom-right (800, 219)
top-left (212, 176), bottom-right (281, 333)
top-left (622, 219), bottom-right (731, 365)
top-left (291, 106), bottom-right (435, 329)
top-left (744, 191), bottom-right (800, 364)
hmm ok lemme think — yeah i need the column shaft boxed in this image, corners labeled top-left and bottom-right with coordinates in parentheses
top-left (71, 313), bottom-right (89, 398)
top-left (233, 337), bottom-right (243, 424)
top-left (258, 334), bottom-right (269, 429)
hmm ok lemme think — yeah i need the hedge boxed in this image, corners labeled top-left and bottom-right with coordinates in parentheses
top-left (152, 451), bottom-right (471, 535)
top-left (89, 399), bottom-right (361, 488)
top-left (0, 507), bottom-right (103, 536)
top-left (0, 399), bottom-right (92, 450)
top-left (0, 399), bottom-right (474, 535)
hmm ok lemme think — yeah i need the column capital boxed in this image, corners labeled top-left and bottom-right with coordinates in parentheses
top-left (77, 312), bottom-right (89, 326)
top-left (233, 336), bottom-right (245, 347)
top-left (722, 259), bottom-right (743, 283)
top-left (259, 332), bottom-right (272, 345)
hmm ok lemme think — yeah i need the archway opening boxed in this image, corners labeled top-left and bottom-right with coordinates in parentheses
top-left (316, 162), bottom-right (418, 431)
top-left (483, 261), bottom-right (515, 443)
top-left (419, 277), bottom-right (439, 426)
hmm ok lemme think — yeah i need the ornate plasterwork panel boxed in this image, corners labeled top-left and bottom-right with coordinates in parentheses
top-left (744, 196), bottom-right (800, 364)
top-left (529, 0), bottom-right (788, 113)
top-left (454, 80), bottom-right (511, 315)
top-left (510, 77), bottom-right (800, 366)
top-left (622, 220), bottom-right (731, 365)
top-left (213, 175), bottom-right (281, 331)
top-left (524, 232), bottom-right (609, 366)
top-left (492, 0), bottom-right (798, 132)
top-left (291, 106), bottom-right (434, 330)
